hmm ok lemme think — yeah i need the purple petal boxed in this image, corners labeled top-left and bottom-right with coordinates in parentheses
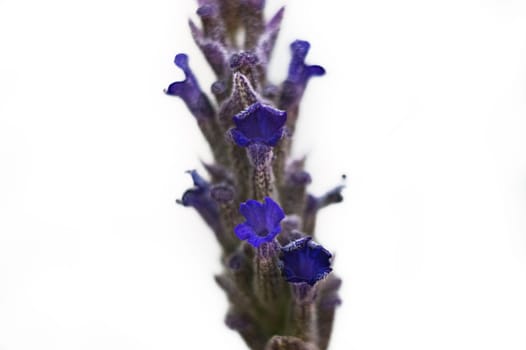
top-left (234, 222), bottom-right (255, 240)
top-left (239, 200), bottom-right (267, 232)
top-left (228, 128), bottom-right (251, 147)
top-left (235, 197), bottom-right (286, 247)
top-left (264, 197), bottom-right (285, 227)
top-left (265, 128), bottom-right (285, 147)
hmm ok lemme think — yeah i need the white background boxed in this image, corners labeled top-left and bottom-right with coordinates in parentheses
top-left (1, 0), bottom-right (526, 349)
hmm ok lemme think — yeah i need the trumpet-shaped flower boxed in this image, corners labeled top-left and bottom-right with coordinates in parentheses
top-left (280, 237), bottom-right (332, 286)
top-left (234, 197), bottom-right (285, 247)
top-left (229, 102), bottom-right (287, 147)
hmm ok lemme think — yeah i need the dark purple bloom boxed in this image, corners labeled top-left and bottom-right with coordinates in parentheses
top-left (165, 54), bottom-right (215, 120)
top-left (234, 197), bottom-right (285, 247)
top-left (229, 102), bottom-right (287, 147)
top-left (176, 170), bottom-right (220, 233)
top-left (280, 237), bottom-right (332, 286)
top-left (280, 40), bottom-right (325, 109)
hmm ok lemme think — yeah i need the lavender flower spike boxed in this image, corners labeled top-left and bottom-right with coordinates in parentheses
top-left (234, 197), bottom-right (285, 247)
top-left (165, 54), bottom-right (215, 120)
top-left (229, 102), bottom-right (287, 147)
top-left (166, 1), bottom-right (344, 348)
top-left (280, 237), bottom-right (332, 286)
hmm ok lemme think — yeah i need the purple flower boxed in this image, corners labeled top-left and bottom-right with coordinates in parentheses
top-left (234, 197), bottom-right (285, 247)
top-left (177, 170), bottom-right (220, 233)
top-left (165, 54), bottom-right (215, 120)
top-left (229, 102), bottom-right (287, 147)
top-left (279, 40), bottom-right (325, 109)
top-left (287, 41), bottom-right (325, 84)
top-left (280, 237), bottom-right (332, 286)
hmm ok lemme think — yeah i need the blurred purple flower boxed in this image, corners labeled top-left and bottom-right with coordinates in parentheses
top-left (177, 170), bottom-right (220, 233)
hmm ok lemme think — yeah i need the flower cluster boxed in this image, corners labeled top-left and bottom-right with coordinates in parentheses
top-left (166, 1), bottom-right (344, 349)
